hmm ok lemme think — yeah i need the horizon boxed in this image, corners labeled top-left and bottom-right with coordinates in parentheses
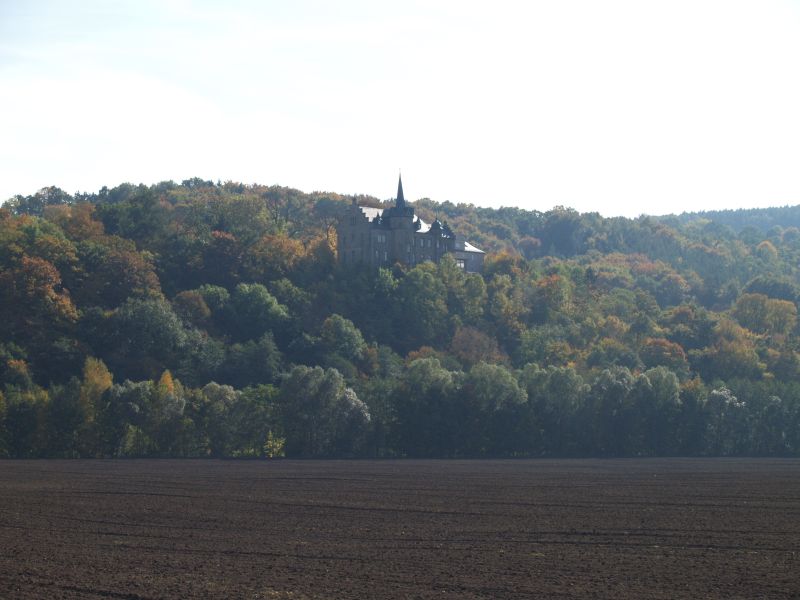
top-left (3, 1), bottom-right (800, 218)
top-left (7, 175), bottom-right (800, 221)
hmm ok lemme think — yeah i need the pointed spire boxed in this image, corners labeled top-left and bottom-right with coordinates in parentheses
top-left (396, 173), bottom-right (405, 209)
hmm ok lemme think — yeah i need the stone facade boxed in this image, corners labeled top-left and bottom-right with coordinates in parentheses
top-left (337, 177), bottom-right (485, 273)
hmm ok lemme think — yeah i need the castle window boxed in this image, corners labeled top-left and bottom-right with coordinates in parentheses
top-left (456, 259), bottom-right (465, 270)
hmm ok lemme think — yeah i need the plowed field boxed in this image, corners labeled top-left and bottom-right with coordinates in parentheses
top-left (0, 459), bottom-right (798, 599)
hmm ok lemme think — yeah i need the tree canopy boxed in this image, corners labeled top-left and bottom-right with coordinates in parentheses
top-left (2, 180), bottom-right (800, 458)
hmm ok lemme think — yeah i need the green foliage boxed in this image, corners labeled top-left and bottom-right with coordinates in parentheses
top-left (278, 366), bottom-right (370, 457)
top-left (228, 283), bottom-right (289, 342)
top-left (395, 264), bottom-right (449, 351)
top-left (102, 298), bottom-right (190, 381)
top-left (3, 179), bottom-right (800, 457)
top-left (393, 358), bottom-right (459, 457)
top-left (319, 314), bottom-right (366, 363)
top-left (218, 334), bottom-right (282, 388)
top-left (458, 362), bottom-right (527, 455)
top-left (520, 364), bottom-right (588, 455)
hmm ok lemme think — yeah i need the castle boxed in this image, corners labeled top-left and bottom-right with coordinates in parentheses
top-left (337, 177), bottom-right (485, 273)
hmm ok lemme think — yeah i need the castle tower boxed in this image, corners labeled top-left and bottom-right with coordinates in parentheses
top-left (383, 174), bottom-right (415, 263)
top-left (396, 174), bottom-right (406, 210)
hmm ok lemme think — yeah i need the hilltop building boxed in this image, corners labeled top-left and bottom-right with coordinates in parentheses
top-left (337, 177), bottom-right (484, 272)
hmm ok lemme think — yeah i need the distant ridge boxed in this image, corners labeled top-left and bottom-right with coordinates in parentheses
top-left (662, 204), bottom-right (800, 233)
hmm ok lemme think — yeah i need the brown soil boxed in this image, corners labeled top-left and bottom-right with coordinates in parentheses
top-left (0, 459), bottom-right (798, 599)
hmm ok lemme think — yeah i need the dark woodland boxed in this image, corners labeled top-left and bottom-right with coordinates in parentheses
top-left (2, 180), bottom-right (800, 458)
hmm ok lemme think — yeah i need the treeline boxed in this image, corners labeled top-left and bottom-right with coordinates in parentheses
top-left (2, 359), bottom-right (796, 458)
top-left (669, 204), bottom-right (800, 235)
top-left (1, 180), bottom-right (800, 457)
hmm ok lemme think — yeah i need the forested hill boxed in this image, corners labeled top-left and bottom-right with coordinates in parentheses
top-left (1, 180), bottom-right (800, 459)
top-left (666, 204), bottom-right (800, 234)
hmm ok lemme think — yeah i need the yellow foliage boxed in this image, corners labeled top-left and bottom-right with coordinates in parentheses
top-left (80, 357), bottom-right (113, 421)
top-left (263, 431), bottom-right (286, 458)
top-left (157, 370), bottom-right (175, 396)
top-left (601, 315), bottom-right (629, 338)
top-left (756, 240), bottom-right (778, 261)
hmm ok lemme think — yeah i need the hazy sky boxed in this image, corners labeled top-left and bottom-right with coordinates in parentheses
top-left (2, 0), bottom-right (800, 217)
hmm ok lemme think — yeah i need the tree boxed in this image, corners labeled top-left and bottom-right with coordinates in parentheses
top-left (436, 255), bottom-right (486, 323)
top-left (278, 366), bottom-right (370, 457)
top-left (450, 326), bottom-right (506, 369)
top-left (637, 367), bottom-right (682, 455)
top-left (587, 367), bottom-right (638, 456)
top-left (172, 290), bottom-right (212, 327)
top-left (704, 387), bottom-right (748, 455)
top-left (96, 186), bottom-right (169, 245)
top-left (4, 387), bottom-right (50, 457)
top-left (587, 338), bottom-right (642, 371)
top-left (74, 240), bottom-right (161, 308)
top-left (242, 233), bottom-right (305, 281)
top-left (539, 206), bottom-right (585, 256)
top-left (175, 329), bottom-right (226, 387)
top-left (0, 390), bottom-right (7, 457)
top-left (94, 376), bottom-right (188, 457)
top-left (517, 325), bottom-right (575, 368)
top-left (147, 371), bottom-right (188, 455)
top-left (530, 274), bottom-right (572, 324)
top-left (218, 334), bottom-right (282, 388)
top-left (5, 186), bottom-right (73, 216)
top-left (232, 384), bottom-right (282, 457)
top-left (750, 395), bottom-right (790, 456)
top-left (201, 230), bottom-right (242, 288)
top-left (755, 240), bottom-right (778, 262)
top-left (520, 364), bottom-right (588, 456)
top-left (319, 314), bottom-right (366, 363)
top-left (640, 338), bottom-right (689, 376)
top-left (103, 298), bottom-right (190, 381)
top-left (392, 358), bottom-right (459, 457)
top-left (487, 273), bottom-right (528, 349)
top-left (228, 283), bottom-right (289, 342)
top-left (764, 298), bottom-right (797, 338)
top-left (0, 256), bottom-right (78, 340)
top-left (77, 357), bottom-right (113, 453)
top-left (0, 255), bottom-right (79, 382)
top-left (45, 378), bottom-right (86, 457)
top-left (195, 382), bottom-right (239, 457)
top-left (693, 319), bottom-right (765, 382)
top-left (43, 202), bottom-right (105, 240)
top-left (742, 276), bottom-right (799, 304)
top-left (457, 362), bottom-right (527, 456)
top-left (732, 293), bottom-right (772, 335)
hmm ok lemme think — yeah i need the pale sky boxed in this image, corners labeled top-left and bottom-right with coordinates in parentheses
top-left (2, 0), bottom-right (800, 217)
